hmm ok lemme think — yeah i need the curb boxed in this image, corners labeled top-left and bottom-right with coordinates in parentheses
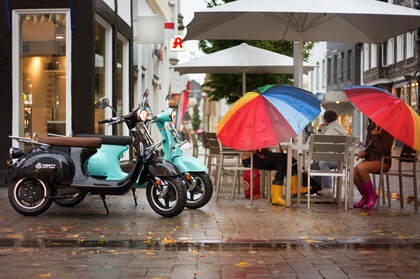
top-left (1, 238), bottom-right (420, 249)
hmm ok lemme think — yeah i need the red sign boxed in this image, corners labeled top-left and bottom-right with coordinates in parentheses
top-left (170, 36), bottom-right (185, 52)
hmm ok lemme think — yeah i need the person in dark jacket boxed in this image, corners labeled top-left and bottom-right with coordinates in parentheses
top-left (353, 119), bottom-right (394, 209)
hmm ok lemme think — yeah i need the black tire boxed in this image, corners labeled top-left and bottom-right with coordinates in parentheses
top-left (8, 178), bottom-right (52, 216)
top-left (146, 176), bottom-right (186, 217)
top-left (54, 192), bottom-right (87, 207)
top-left (185, 172), bottom-right (213, 209)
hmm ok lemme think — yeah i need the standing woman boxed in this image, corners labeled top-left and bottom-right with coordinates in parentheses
top-left (353, 119), bottom-right (395, 209)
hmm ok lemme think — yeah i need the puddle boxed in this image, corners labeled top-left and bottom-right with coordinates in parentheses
top-left (0, 238), bottom-right (420, 250)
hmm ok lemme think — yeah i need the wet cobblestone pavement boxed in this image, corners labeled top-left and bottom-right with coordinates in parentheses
top-left (0, 165), bottom-right (419, 278)
top-left (1, 245), bottom-right (420, 278)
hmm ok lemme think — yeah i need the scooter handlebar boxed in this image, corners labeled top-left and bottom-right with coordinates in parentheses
top-left (98, 117), bottom-right (124, 125)
top-left (98, 119), bottom-right (112, 124)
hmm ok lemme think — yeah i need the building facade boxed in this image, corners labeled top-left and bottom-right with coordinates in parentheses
top-left (0, 0), bottom-right (134, 181)
top-left (0, 0), bottom-right (184, 182)
top-left (325, 42), bottom-right (362, 136)
top-left (362, 4), bottom-right (420, 115)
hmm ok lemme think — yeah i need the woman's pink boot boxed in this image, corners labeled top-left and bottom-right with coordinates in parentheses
top-left (354, 184), bottom-right (368, 208)
top-left (363, 181), bottom-right (377, 209)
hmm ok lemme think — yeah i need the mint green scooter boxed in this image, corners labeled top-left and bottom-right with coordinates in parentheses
top-left (154, 108), bottom-right (213, 209)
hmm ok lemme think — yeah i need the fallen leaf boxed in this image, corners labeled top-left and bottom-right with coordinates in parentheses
top-left (360, 212), bottom-right (369, 216)
top-left (306, 240), bottom-right (321, 243)
top-left (235, 262), bottom-right (250, 267)
top-left (6, 234), bottom-right (23, 239)
top-left (40, 273), bottom-right (51, 277)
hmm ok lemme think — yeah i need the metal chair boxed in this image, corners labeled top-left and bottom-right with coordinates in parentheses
top-left (379, 144), bottom-right (418, 211)
top-left (305, 135), bottom-right (351, 210)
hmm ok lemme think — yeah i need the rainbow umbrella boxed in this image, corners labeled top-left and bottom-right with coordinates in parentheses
top-left (344, 85), bottom-right (420, 151)
top-left (217, 84), bottom-right (321, 150)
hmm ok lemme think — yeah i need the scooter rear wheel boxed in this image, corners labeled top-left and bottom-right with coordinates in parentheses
top-left (186, 172), bottom-right (213, 209)
top-left (146, 176), bottom-right (186, 217)
top-left (54, 192), bottom-right (87, 207)
top-left (8, 178), bottom-right (52, 216)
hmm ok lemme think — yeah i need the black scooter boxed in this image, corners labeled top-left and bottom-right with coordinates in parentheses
top-left (7, 98), bottom-right (187, 217)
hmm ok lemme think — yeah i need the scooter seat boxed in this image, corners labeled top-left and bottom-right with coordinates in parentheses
top-left (39, 137), bottom-right (102, 148)
top-left (77, 134), bottom-right (132, 146)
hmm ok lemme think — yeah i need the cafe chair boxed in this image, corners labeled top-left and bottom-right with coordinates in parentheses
top-left (379, 144), bottom-right (418, 211)
top-left (305, 135), bottom-right (351, 210)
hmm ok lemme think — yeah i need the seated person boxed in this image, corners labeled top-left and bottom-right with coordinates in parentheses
top-left (353, 119), bottom-right (394, 209)
top-left (312, 110), bottom-right (347, 196)
top-left (241, 147), bottom-right (320, 206)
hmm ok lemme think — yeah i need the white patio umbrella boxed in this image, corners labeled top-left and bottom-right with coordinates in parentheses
top-left (174, 43), bottom-right (313, 95)
top-left (184, 0), bottom-right (420, 88)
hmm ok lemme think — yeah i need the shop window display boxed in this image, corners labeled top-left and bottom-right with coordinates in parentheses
top-left (19, 13), bottom-right (67, 137)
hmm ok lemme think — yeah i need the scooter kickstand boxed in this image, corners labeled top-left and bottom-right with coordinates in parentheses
top-left (100, 195), bottom-right (109, 215)
top-left (131, 189), bottom-right (138, 206)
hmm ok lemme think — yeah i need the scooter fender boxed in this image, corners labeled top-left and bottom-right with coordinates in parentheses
top-left (147, 159), bottom-right (181, 177)
top-left (172, 155), bottom-right (207, 173)
top-left (9, 150), bottom-right (75, 185)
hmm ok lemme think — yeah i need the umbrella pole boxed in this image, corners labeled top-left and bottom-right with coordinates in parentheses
top-left (288, 36), bottom-right (305, 207)
top-left (242, 72), bottom-right (246, 95)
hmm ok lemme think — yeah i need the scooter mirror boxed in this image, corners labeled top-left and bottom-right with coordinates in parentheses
top-left (98, 97), bottom-right (110, 109)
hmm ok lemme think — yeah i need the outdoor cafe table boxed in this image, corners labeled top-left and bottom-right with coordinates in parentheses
top-left (280, 137), bottom-right (357, 210)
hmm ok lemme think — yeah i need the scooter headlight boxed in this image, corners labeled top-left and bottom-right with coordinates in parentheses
top-left (170, 109), bottom-right (177, 122)
top-left (137, 109), bottom-right (148, 122)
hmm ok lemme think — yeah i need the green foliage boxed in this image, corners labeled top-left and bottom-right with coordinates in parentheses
top-left (192, 104), bottom-right (201, 130)
top-left (199, 0), bottom-right (314, 104)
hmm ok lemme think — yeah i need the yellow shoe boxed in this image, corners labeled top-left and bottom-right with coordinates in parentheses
top-left (291, 175), bottom-right (309, 195)
top-left (272, 184), bottom-right (286, 206)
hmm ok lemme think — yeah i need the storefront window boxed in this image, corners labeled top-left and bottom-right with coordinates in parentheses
top-left (411, 82), bottom-right (418, 107)
top-left (94, 20), bottom-right (110, 134)
top-left (115, 35), bottom-right (128, 136)
top-left (18, 13), bottom-right (67, 137)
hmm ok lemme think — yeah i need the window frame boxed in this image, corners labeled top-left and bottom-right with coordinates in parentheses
top-left (95, 15), bottom-right (113, 135)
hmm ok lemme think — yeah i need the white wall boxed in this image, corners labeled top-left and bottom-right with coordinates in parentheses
top-left (118, 0), bottom-right (132, 26)
top-left (305, 42), bottom-right (327, 96)
top-left (133, 0), bottom-right (180, 141)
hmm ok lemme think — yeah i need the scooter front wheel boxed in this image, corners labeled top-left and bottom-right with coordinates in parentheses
top-left (186, 172), bottom-right (213, 209)
top-left (146, 176), bottom-right (186, 217)
top-left (8, 178), bottom-right (52, 216)
top-left (54, 192), bottom-right (87, 207)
